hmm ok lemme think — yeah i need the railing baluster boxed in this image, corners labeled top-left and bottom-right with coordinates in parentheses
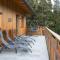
top-left (42, 27), bottom-right (60, 60)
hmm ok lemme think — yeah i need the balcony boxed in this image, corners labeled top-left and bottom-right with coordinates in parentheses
top-left (26, 26), bottom-right (60, 60)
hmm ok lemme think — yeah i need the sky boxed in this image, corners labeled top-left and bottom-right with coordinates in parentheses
top-left (51, 0), bottom-right (54, 12)
top-left (51, 0), bottom-right (54, 5)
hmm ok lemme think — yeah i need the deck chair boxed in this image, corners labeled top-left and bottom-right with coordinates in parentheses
top-left (5, 30), bottom-right (23, 43)
top-left (6, 30), bottom-right (32, 48)
top-left (17, 46), bottom-right (32, 53)
top-left (6, 30), bottom-right (26, 43)
top-left (0, 30), bottom-right (17, 53)
top-left (6, 30), bottom-right (24, 44)
top-left (5, 30), bottom-right (32, 52)
top-left (5, 30), bottom-right (15, 44)
top-left (0, 30), bottom-right (32, 53)
top-left (16, 36), bottom-right (36, 45)
top-left (8, 29), bottom-right (35, 45)
top-left (15, 39), bottom-right (32, 48)
top-left (17, 35), bottom-right (36, 42)
top-left (25, 36), bottom-right (36, 43)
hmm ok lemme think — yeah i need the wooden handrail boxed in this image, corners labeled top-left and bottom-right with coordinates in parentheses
top-left (43, 27), bottom-right (60, 60)
top-left (46, 27), bottom-right (60, 41)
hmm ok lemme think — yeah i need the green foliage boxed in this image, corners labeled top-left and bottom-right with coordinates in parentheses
top-left (27, 0), bottom-right (52, 26)
top-left (27, 0), bottom-right (60, 34)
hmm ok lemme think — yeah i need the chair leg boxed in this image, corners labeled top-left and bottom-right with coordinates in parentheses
top-left (0, 48), bottom-right (2, 53)
top-left (15, 48), bottom-right (17, 53)
top-left (0, 50), bottom-right (1, 53)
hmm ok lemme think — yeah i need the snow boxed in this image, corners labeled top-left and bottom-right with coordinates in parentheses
top-left (0, 36), bottom-right (49, 60)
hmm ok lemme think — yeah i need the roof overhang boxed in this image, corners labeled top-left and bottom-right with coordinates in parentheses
top-left (0, 0), bottom-right (34, 16)
top-left (15, 0), bottom-right (34, 16)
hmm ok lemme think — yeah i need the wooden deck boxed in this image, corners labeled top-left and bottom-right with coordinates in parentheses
top-left (27, 26), bottom-right (60, 60)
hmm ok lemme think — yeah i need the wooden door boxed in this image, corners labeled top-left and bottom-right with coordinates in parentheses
top-left (16, 17), bottom-right (21, 36)
top-left (0, 13), bottom-right (2, 29)
top-left (0, 13), bottom-right (2, 46)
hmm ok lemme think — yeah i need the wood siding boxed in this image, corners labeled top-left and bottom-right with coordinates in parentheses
top-left (0, 0), bottom-right (27, 41)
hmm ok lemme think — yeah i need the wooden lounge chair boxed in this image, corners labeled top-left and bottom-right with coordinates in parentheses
top-left (0, 30), bottom-right (17, 53)
top-left (0, 30), bottom-right (32, 53)
top-left (6, 30), bottom-right (15, 44)
top-left (16, 36), bottom-right (36, 45)
top-left (5, 30), bottom-right (32, 48)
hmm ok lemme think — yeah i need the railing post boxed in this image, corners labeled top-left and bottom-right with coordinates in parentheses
top-left (42, 27), bottom-right (60, 60)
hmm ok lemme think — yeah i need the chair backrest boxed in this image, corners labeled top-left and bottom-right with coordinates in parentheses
top-left (5, 30), bottom-right (12, 41)
top-left (6, 30), bottom-right (9, 37)
top-left (0, 30), bottom-right (11, 48)
top-left (12, 30), bottom-right (16, 40)
top-left (8, 30), bottom-right (16, 41)
top-left (2, 30), bottom-right (8, 42)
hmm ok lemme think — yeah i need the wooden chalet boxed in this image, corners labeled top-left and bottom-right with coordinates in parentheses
top-left (0, 0), bottom-right (33, 41)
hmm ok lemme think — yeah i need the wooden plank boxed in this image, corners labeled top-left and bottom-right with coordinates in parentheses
top-left (0, 13), bottom-right (2, 29)
top-left (43, 27), bottom-right (60, 60)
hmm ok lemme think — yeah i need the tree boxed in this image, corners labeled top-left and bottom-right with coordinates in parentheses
top-left (27, 0), bottom-right (60, 34)
top-left (31, 0), bottom-right (52, 26)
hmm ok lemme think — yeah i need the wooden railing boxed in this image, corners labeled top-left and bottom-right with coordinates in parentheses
top-left (42, 27), bottom-right (60, 60)
top-left (26, 26), bottom-right (43, 35)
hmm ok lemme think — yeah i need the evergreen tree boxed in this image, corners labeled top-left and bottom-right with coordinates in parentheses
top-left (27, 0), bottom-right (60, 34)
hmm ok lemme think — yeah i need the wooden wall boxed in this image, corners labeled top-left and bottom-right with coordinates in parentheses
top-left (0, 1), bottom-right (16, 29)
top-left (43, 27), bottom-right (60, 60)
top-left (0, 0), bottom-right (27, 41)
